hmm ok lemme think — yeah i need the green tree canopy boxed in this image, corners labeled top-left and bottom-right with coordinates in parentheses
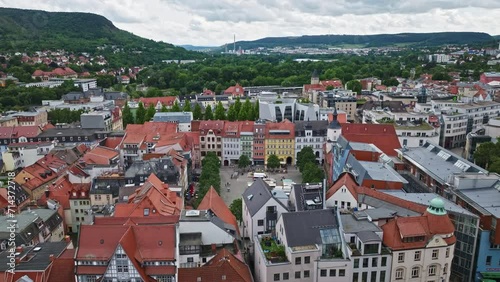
top-left (135, 102), bottom-right (146, 124)
top-left (267, 154), bottom-right (281, 170)
top-left (229, 198), bottom-right (242, 223)
top-left (238, 155), bottom-right (251, 169)
top-left (474, 141), bottom-right (500, 170)
top-left (171, 101), bottom-right (181, 112)
top-left (144, 104), bottom-right (156, 122)
top-left (193, 103), bottom-right (203, 120)
top-left (302, 162), bottom-right (324, 183)
top-left (122, 103), bottom-right (134, 127)
top-left (204, 105), bottom-right (214, 120)
top-left (215, 101), bottom-right (226, 120)
top-left (160, 104), bottom-right (168, 112)
top-left (382, 77), bottom-right (400, 87)
top-left (346, 80), bottom-right (362, 94)
top-left (183, 100), bottom-right (191, 112)
top-left (296, 146), bottom-right (317, 172)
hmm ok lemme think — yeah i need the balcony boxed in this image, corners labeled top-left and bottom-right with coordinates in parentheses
top-left (260, 236), bottom-right (287, 264)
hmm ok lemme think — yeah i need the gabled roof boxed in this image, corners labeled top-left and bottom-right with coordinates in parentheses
top-left (341, 124), bottom-right (401, 156)
top-left (198, 187), bottom-right (239, 235)
top-left (47, 249), bottom-right (75, 282)
top-left (114, 173), bottom-right (181, 217)
top-left (137, 96), bottom-right (177, 107)
top-left (82, 146), bottom-right (119, 165)
top-left (326, 172), bottom-right (359, 200)
top-left (178, 248), bottom-right (253, 282)
top-left (382, 213), bottom-right (456, 250)
top-left (265, 120), bottom-right (295, 139)
top-left (242, 179), bottom-right (287, 216)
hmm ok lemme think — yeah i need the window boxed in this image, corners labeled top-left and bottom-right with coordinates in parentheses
top-left (222, 275), bottom-right (226, 280)
top-left (144, 208), bottom-right (150, 216)
top-left (330, 269), bottom-right (336, 277)
top-left (428, 265), bottom-right (436, 276)
top-left (295, 271), bottom-right (300, 279)
top-left (411, 267), bottom-right (420, 278)
top-left (381, 257), bottom-right (387, 267)
top-left (363, 258), bottom-right (368, 267)
top-left (353, 272), bottom-right (359, 282)
top-left (362, 272), bottom-right (368, 282)
top-left (304, 256), bottom-right (310, 264)
top-left (283, 273), bottom-right (289, 280)
top-left (295, 257), bottom-right (301, 265)
top-left (487, 256), bottom-right (492, 266)
top-left (304, 270), bottom-right (310, 278)
top-left (274, 274), bottom-right (280, 281)
top-left (116, 260), bottom-right (129, 273)
top-left (258, 220), bottom-right (264, 226)
top-left (371, 271), bottom-right (377, 282)
top-left (379, 271), bottom-right (386, 282)
top-left (339, 269), bottom-right (345, 277)
top-left (320, 270), bottom-right (327, 277)
top-left (432, 249), bottom-right (439, 260)
top-left (446, 247), bottom-right (450, 258)
top-left (414, 250), bottom-right (421, 261)
top-left (187, 257), bottom-right (194, 263)
top-left (354, 258), bottom-right (359, 268)
top-left (372, 257), bottom-right (378, 267)
top-left (444, 263), bottom-right (448, 274)
top-left (395, 268), bottom-right (404, 280)
top-left (398, 252), bottom-right (405, 263)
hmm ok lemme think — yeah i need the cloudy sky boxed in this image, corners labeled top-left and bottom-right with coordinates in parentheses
top-left (1, 0), bottom-right (499, 46)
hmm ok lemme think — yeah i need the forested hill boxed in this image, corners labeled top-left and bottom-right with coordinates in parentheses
top-left (0, 8), bottom-right (201, 64)
top-left (228, 32), bottom-right (494, 49)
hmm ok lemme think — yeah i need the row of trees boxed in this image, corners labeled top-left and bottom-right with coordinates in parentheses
top-left (195, 152), bottom-right (221, 207)
top-left (121, 96), bottom-right (261, 128)
top-left (296, 146), bottom-right (325, 183)
top-left (47, 108), bottom-right (85, 124)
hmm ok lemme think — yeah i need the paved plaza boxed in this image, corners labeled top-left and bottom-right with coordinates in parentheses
top-left (219, 166), bottom-right (303, 205)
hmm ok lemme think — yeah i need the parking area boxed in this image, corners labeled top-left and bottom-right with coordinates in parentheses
top-left (219, 166), bottom-right (303, 205)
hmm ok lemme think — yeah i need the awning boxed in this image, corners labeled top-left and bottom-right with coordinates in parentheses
top-left (481, 272), bottom-right (500, 279)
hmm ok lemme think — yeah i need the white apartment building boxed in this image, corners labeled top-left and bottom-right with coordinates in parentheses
top-left (294, 120), bottom-right (328, 165)
top-left (2, 141), bottom-right (54, 171)
top-left (222, 121), bottom-right (241, 166)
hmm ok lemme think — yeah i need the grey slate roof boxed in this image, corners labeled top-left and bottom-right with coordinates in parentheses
top-left (0, 241), bottom-right (67, 271)
top-left (282, 209), bottom-right (338, 247)
top-left (294, 120), bottom-right (328, 136)
top-left (340, 214), bottom-right (382, 234)
top-left (153, 112), bottom-right (193, 123)
top-left (243, 179), bottom-right (287, 216)
top-left (357, 231), bottom-right (381, 243)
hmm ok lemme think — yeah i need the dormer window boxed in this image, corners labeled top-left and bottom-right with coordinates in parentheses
top-left (72, 192), bottom-right (77, 197)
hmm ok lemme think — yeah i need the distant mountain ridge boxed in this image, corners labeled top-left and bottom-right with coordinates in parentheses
top-left (0, 7), bottom-right (199, 63)
top-left (225, 32), bottom-right (495, 49)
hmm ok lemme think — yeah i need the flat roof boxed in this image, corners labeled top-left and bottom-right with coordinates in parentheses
top-left (349, 142), bottom-right (382, 153)
top-left (340, 214), bottom-right (381, 234)
top-left (381, 191), bottom-right (476, 217)
top-left (456, 188), bottom-right (500, 218)
top-left (359, 161), bottom-right (409, 183)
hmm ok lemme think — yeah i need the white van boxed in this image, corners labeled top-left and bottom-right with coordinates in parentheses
top-left (253, 172), bottom-right (268, 180)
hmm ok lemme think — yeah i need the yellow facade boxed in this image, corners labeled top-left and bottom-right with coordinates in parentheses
top-left (264, 138), bottom-right (295, 165)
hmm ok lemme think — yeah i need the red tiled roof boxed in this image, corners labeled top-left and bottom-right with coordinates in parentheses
top-left (198, 186), bottom-right (239, 235)
top-left (265, 120), bottom-right (295, 139)
top-left (382, 214), bottom-right (456, 250)
top-left (341, 124), bottom-right (401, 156)
top-left (82, 146), bottom-right (119, 165)
top-left (199, 120), bottom-right (225, 132)
top-left (48, 249), bottom-right (75, 282)
top-left (240, 121), bottom-right (254, 132)
top-left (223, 121), bottom-right (242, 138)
top-left (124, 122), bottom-right (178, 143)
top-left (326, 172), bottom-right (359, 200)
top-left (76, 225), bottom-right (130, 260)
top-left (93, 216), bottom-right (179, 226)
top-left (75, 265), bottom-right (107, 275)
top-left (327, 112), bottom-right (348, 124)
top-left (137, 96), bottom-right (177, 107)
top-left (103, 136), bottom-right (124, 149)
top-left (114, 173), bottom-right (181, 217)
top-left (178, 248), bottom-right (252, 282)
top-left (224, 83), bottom-right (244, 96)
top-left (303, 84), bottom-right (326, 93)
top-left (321, 80), bottom-right (343, 88)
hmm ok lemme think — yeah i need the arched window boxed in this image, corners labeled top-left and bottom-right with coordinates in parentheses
top-left (395, 268), bottom-right (405, 280)
top-left (411, 266), bottom-right (420, 278)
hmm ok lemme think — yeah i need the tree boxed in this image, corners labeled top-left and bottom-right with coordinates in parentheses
top-left (296, 146), bottom-right (317, 172)
top-left (252, 100), bottom-right (260, 120)
top-left (238, 98), bottom-right (253, 121)
top-left (474, 141), bottom-right (500, 169)
top-left (346, 80), bottom-right (362, 94)
top-left (204, 105), bottom-right (214, 120)
top-left (122, 103), bottom-right (135, 127)
top-left (183, 100), bottom-right (191, 112)
top-left (238, 155), bottom-right (251, 170)
top-left (382, 77), bottom-right (399, 87)
top-left (135, 102), bottom-right (146, 124)
top-left (227, 104), bottom-right (237, 121)
top-left (193, 103), bottom-right (203, 120)
top-left (267, 155), bottom-right (281, 170)
top-left (229, 198), bottom-right (243, 223)
top-left (214, 101), bottom-right (226, 120)
top-left (145, 104), bottom-right (156, 122)
top-left (171, 101), bottom-right (181, 112)
top-left (160, 104), bottom-right (168, 112)
top-left (302, 162), bottom-right (324, 183)
top-left (234, 97), bottom-right (242, 117)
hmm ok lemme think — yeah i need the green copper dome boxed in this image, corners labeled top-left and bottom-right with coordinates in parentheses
top-left (427, 198), bottom-right (447, 216)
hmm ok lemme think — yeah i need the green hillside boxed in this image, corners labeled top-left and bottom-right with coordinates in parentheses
top-left (0, 8), bottom-right (202, 65)
top-left (226, 32), bottom-right (494, 49)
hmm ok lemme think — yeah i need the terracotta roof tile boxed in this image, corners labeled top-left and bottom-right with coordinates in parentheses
top-left (103, 136), bottom-right (124, 149)
top-left (198, 187), bottom-right (239, 235)
top-left (265, 120), bottom-right (295, 139)
top-left (341, 124), bottom-right (401, 156)
top-left (178, 248), bottom-right (252, 282)
top-left (48, 249), bottom-right (75, 282)
top-left (82, 146), bottom-right (119, 165)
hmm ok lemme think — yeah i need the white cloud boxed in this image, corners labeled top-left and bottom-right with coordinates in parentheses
top-left (0, 0), bottom-right (498, 46)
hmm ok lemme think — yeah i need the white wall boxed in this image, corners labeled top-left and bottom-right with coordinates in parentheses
top-left (325, 184), bottom-right (358, 210)
top-left (178, 221), bottom-right (236, 245)
top-left (244, 198), bottom-right (288, 242)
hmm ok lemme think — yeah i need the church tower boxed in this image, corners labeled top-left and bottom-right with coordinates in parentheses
top-left (311, 69), bottom-right (319, 85)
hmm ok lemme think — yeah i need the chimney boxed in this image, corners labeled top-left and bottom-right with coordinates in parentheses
top-left (49, 254), bottom-right (55, 262)
top-left (64, 235), bottom-right (71, 243)
top-left (45, 190), bottom-right (50, 198)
